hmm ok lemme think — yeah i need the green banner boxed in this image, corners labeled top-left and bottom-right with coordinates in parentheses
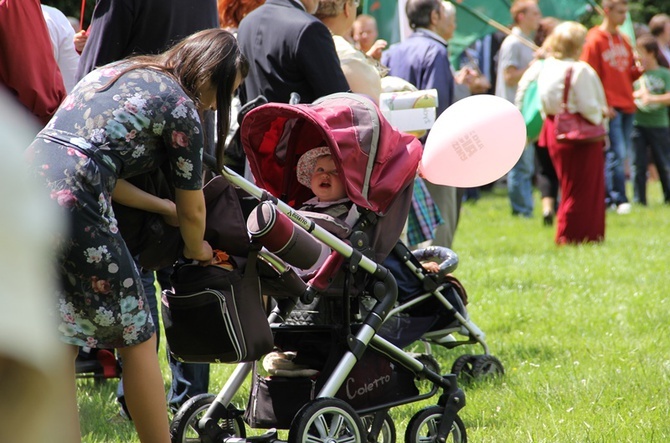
top-left (449, 0), bottom-right (512, 68)
top-left (619, 11), bottom-right (636, 46)
top-left (538, 0), bottom-right (593, 21)
top-left (362, 0), bottom-right (402, 45)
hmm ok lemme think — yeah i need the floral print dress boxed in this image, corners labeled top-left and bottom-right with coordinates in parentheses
top-left (27, 64), bottom-right (204, 348)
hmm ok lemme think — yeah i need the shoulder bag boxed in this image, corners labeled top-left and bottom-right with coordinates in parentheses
top-left (520, 60), bottom-right (544, 141)
top-left (554, 65), bottom-right (606, 144)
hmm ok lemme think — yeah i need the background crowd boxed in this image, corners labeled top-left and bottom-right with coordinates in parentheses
top-left (2, 0), bottom-right (670, 442)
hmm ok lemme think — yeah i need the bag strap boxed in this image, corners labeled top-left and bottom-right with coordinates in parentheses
top-left (561, 65), bottom-right (574, 109)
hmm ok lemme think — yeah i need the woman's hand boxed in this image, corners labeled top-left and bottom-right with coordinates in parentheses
top-left (183, 240), bottom-right (213, 266)
top-left (73, 29), bottom-right (88, 54)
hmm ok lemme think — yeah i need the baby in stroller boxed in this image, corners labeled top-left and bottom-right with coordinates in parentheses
top-left (259, 146), bottom-right (449, 374)
top-left (295, 146), bottom-right (435, 273)
top-left (287, 146), bottom-right (478, 355)
top-left (166, 93), bottom-right (472, 443)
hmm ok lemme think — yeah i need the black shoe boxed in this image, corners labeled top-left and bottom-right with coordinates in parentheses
top-left (543, 211), bottom-right (553, 226)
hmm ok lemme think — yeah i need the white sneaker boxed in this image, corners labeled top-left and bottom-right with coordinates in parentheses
top-left (616, 203), bottom-right (632, 214)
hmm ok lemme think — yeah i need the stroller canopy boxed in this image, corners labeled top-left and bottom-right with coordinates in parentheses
top-left (240, 93), bottom-right (423, 215)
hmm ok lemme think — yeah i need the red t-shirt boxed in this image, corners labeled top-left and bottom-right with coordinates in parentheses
top-left (0, 0), bottom-right (66, 125)
top-left (580, 27), bottom-right (642, 114)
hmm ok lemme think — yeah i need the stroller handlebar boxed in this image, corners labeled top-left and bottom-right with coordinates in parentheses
top-left (412, 246), bottom-right (459, 279)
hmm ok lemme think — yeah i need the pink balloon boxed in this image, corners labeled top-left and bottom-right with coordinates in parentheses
top-left (420, 94), bottom-right (527, 187)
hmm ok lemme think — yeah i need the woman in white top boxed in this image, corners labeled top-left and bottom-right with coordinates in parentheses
top-left (518, 21), bottom-right (608, 244)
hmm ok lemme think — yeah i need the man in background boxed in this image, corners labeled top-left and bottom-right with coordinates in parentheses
top-left (353, 13), bottom-right (388, 60)
top-left (581, 0), bottom-right (642, 214)
top-left (236, 0), bottom-right (350, 105)
top-left (495, 0), bottom-right (541, 218)
top-left (382, 0), bottom-right (459, 248)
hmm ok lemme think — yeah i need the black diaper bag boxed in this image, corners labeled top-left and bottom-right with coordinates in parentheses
top-left (161, 251), bottom-right (273, 364)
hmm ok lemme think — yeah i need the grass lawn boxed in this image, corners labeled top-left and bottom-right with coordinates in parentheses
top-left (78, 184), bottom-right (670, 442)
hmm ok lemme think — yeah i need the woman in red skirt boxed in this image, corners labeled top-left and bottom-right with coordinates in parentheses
top-left (530, 21), bottom-right (609, 244)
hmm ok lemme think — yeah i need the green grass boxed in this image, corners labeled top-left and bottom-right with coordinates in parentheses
top-left (79, 184), bottom-right (670, 442)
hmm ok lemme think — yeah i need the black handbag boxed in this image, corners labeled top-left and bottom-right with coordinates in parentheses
top-left (114, 164), bottom-right (182, 271)
top-left (161, 251), bottom-right (273, 363)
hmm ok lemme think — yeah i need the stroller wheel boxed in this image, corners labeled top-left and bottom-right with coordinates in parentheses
top-left (451, 354), bottom-right (504, 384)
top-left (170, 394), bottom-right (245, 443)
top-left (470, 355), bottom-right (504, 379)
top-left (404, 405), bottom-right (467, 443)
top-left (361, 411), bottom-right (396, 443)
top-left (288, 397), bottom-right (365, 443)
top-left (450, 355), bottom-right (476, 383)
top-left (413, 353), bottom-right (441, 395)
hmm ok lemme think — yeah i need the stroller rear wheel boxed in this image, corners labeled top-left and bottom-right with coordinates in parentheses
top-left (170, 393), bottom-right (245, 443)
top-left (470, 355), bottom-right (504, 379)
top-left (288, 397), bottom-right (365, 443)
top-left (361, 411), bottom-right (396, 443)
top-left (451, 354), bottom-right (504, 383)
top-left (405, 405), bottom-right (467, 443)
top-left (450, 355), bottom-right (476, 382)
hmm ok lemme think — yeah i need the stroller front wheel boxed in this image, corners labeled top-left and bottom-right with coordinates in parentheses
top-left (405, 405), bottom-right (467, 443)
top-left (170, 393), bottom-right (246, 443)
top-left (288, 397), bottom-right (365, 443)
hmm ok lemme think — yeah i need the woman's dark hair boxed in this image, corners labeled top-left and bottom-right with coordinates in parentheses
top-left (405, 0), bottom-right (441, 31)
top-left (105, 29), bottom-right (249, 171)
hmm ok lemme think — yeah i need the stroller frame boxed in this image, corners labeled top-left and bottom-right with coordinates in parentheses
top-left (382, 241), bottom-right (504, 380)
top-left (169, 166), bottom-right (467, 443)
top-left (387, 243), bottom-right (488, 353)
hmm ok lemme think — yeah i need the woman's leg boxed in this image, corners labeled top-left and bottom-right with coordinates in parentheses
top-left (116, 334), bottom-right (170, 443)
top-left (534, 144), bottom-right (558, 223)
top-left (64, 345), bottom-right (83, 443)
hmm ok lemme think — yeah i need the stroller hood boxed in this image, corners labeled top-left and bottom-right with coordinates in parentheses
top-left (240, 93), bottom-right (423, 215)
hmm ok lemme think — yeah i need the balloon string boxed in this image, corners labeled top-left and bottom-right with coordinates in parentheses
top-left (79, 0), bottom-right (86, 31)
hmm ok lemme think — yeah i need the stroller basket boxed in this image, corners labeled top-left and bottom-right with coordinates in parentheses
top-left (245, 325), bottom-right (424, 430)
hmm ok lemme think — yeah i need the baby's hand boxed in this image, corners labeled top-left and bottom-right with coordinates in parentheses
top-left (421, 261), bottom-right (440, 274)
top-left (366, 39), bottom-right (388, 61)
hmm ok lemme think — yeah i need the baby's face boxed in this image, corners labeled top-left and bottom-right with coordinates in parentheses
top-left (310, 156), bottom-right (346, 202)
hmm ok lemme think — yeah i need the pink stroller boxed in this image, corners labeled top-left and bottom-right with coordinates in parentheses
top-left (166, 93), bottom-right (479, 443)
